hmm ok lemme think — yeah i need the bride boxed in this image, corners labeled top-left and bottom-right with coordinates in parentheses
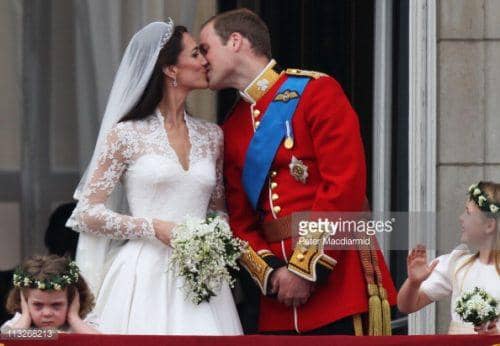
top-left (66, 19), bottom-right (242, 335)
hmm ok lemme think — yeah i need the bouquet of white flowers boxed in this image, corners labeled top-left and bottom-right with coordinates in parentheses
top-left (455, 286), bottom-right (499, 327)
top-left (170, 214), bottom-right (246, 305)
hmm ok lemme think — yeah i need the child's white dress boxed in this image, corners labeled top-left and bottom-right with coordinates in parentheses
top-left (420, 245), bottom-right (500, 334)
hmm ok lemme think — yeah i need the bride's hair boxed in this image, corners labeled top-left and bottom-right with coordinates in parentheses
top-left (119, 25), bottom-right (187, 123)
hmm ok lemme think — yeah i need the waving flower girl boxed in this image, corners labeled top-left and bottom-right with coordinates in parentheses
top-left (398, 181), bottom-right (500, 334)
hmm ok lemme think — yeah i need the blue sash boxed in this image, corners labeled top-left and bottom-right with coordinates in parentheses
top-left (242, 76), bottom-right (310, 210)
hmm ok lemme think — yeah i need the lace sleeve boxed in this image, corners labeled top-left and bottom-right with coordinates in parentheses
top-left (208, 125), bottom-right (227, 217)
top-left (66, 124), bottom-right (155, 240)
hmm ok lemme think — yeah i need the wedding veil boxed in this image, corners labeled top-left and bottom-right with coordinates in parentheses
top-left (70, 19), bottom-right (174, 294)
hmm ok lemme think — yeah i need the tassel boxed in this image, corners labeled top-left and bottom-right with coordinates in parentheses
top-left (379, 286), bottom-right (392, 335)
top-left (353, 314), bottom-right (364, 336)
top-left (368, 283), bottom-right (382, 336)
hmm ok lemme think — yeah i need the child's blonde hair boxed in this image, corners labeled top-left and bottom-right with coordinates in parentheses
top-left (5, 255), bottom-right (95, 318)
top-left (456, 181), bottom-right (500, 275)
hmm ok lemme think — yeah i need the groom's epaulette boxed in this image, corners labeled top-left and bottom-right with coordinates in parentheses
top-left (285, 68), bottom-right (328, 79)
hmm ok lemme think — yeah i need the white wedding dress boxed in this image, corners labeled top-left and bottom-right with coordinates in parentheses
top-left (67, 110), bottom-right (242, 335)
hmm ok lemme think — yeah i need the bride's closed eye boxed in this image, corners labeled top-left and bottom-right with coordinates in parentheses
top-left (191, 47), bottom-right (200, 58)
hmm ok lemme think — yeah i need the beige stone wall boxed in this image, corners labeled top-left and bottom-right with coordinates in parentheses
top-left (436, 0), bottom-right (500, 334)
top-left (51, 0), bottom-right (79, 172)
top-left (0, 0), bottom-right (21, 172)
top-left (0, 0), bottom-right (22, 270)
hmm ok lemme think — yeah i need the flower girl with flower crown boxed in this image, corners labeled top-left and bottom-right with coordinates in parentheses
top-left (1, 255), bottom-right (99, 334)
top-left (397, 181), bottom-right (500, 334)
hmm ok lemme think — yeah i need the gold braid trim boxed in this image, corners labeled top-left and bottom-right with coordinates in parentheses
top-left (368, 283), bottom-right (383, 336)
top-left (353, 314), bottom-right (364, 336)
top-left (288, 229), bottom-right (336, 281)
top-left (356, 208), bottom-right (392, 336)
top-left (380, 286), bottom-right (392, 335)
top-left (239, 246), bottom-right (273, 295)
top-left (370, 240), bottom-right (392, 336)
top-left (358, 242), bottom-right (392, 336)
top-left (361, 242), bottom-right (392, 335)
top-left (285, 68), bottom-right (328, 80)
top-left (361, 197), bottom-right (393, 335)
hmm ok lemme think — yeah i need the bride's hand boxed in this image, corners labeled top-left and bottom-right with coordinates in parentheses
top-left (153, 219), bottom-right (176, 246)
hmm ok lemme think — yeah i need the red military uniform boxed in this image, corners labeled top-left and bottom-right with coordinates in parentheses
top-left (223, 60), bottom-right (397, 333)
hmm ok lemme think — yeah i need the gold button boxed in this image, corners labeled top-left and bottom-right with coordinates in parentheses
top-left (297, 253), bottom-right (305, 261)
top-left (270, 171), bottom-right (277, 178)
top-left (273, 206), bottom-right (281, 214)
top-left (271, 193), bottom-right (279, 201)
top-left (255, 121), bottom-right (261, 128)
top-left (270, 182), bottom-right (278, 189)
top-left (253, 109), bottom-right (261, 117)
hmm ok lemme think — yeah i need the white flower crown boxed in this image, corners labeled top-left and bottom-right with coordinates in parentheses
top-left (13, 261), bottom-right (80, 291)
top-left (468, 183), bottom-right (500, 214)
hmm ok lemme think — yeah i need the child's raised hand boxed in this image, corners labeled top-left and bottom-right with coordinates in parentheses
top-left (407, 244), bottom-right (439, 285)
top-left (66, 290), bottom-right (100, 333)
top-left (16, 291), bottom-right (32, 328)
top-left (67, 290), bottom-right (81, 321)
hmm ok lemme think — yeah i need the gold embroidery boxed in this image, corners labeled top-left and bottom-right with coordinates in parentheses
top-left (243, 60), bottom-right (282, 103)
top-left (239, 246), bottom-right (273, 294)
top-left (285, 68), bottom-right (327, 80)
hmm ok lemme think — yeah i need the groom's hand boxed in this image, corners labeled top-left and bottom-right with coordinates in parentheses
top-left (272, 267), bottom-right (315, 307)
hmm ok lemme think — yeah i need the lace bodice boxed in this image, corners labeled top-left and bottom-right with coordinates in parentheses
top-left (67, 110), bottom-right (225, 240)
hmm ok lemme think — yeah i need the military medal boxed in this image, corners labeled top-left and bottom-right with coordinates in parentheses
top-left (284, 137), bottom-right (294, 149)
top-left (289, 156), bottom-right (308, 183)
top-left (284, 120), bottom-right (294, 149)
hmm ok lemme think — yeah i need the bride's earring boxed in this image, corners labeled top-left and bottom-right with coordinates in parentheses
top-left (172, 77), bottom-right (177, 87)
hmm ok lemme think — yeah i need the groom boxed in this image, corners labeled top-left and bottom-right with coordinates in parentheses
top-left (199, 8), bottom-right (397, 334)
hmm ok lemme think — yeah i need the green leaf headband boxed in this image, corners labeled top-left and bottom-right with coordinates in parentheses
top-left (468, 183), bottom-right (500, 214)
top-left (13, 261), bottom-right (80, 291)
